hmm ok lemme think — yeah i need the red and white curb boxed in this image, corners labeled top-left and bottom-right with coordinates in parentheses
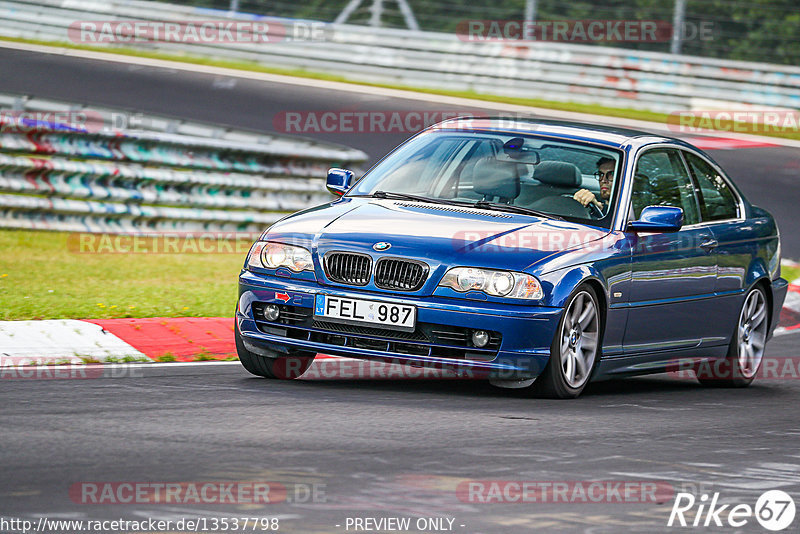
top-left (0, 317), bottom-right (234, 364)
top-left (85, 317), bottom-right (235, 361)
top-left (776, 282), bottom-right (800, 336)
top-left (0, 317), bottom-right (343, 365)
top-left (2, 281), bottom-right (799, 365)
top-left (0, 319), bottom-right (146, 364)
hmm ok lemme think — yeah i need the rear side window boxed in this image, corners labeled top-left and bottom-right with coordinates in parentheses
top-left (684, 152), bottom-right (740, 221)
top-left (632, 149), bottom-right (700, 225)
top-left (538, 145), bottom-right (601, 175)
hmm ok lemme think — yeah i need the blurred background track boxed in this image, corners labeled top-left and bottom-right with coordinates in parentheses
top-left (1, 44), bottom-right (797, 258)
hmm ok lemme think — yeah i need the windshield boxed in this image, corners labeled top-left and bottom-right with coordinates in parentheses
top-left (349, 130), bottom-right (624, 227)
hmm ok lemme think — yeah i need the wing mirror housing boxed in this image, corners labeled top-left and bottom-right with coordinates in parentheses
top-left (627, 206), bottom-right (683, 232)
top-left (326, 168), bottom-right (355, 197)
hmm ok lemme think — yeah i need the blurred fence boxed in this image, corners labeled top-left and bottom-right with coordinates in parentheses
top-left (0, 93), bottom-right (367, 233)
top-left (171, 0), bottom-right (800, 67)
top-left (1, 0), bottom-right (799, 114)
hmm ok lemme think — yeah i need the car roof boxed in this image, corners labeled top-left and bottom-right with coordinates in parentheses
top-left (432, 117), bottom-right (689, 149)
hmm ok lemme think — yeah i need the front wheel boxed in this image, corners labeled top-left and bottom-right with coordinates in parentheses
top-left (697, 285), bottom-right (768, 387)
top-left (528, 286), bottom-right (602, 399)
top-left (235, 323), bottom-right (315, 379)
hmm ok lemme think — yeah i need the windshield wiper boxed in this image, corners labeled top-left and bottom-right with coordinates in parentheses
top-left (472, 200), bottom-right (564, 221)
top-left (354, 191), bottom-right (563, 220)
top-left (362, 190), bottom-right (471, 207)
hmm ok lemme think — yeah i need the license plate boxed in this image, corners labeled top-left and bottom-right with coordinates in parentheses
top-left (314, 295), bottom-right (416, 331)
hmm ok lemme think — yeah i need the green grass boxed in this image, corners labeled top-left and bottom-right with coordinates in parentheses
top-left (192, 351), bottom-right (219, 361)
top-left (783, 264), bottom-right (800, 283)
top-left (156, 352), bottom-right (178, 362)
top-left (4, 35), bottom-right (800, 141)
top-left (0, 229), bottom-right (796, 321)
top-left (0, 230), bottom-right (244, 320)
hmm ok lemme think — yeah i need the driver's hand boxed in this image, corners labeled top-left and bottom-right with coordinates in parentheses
top-left (573, 189), bottom-right (602, 209)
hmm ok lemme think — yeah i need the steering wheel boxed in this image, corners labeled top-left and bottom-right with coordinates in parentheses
top-left (561, 194), bottom-right (603, 218)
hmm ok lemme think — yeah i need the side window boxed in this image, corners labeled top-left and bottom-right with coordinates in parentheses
top-left (684, 152), bottom-right (739, 221)
top-left (632, 149), bottom-right (700, 225)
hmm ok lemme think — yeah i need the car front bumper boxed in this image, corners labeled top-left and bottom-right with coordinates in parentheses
top-left (237, 270), bottom-right (563, 379)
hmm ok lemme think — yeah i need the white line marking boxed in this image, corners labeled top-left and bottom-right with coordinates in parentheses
top-left (2, 356), bottom-right (358, 371)
top-left (129, 361), bottom-right (243, 368)
top-left (774, 327), bottom-right (800, 337)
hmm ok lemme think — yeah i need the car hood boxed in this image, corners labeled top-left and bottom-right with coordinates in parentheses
top-left (266, 199), bottom-right (611, 276)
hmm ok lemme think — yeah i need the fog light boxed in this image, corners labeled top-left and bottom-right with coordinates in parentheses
top-left (472, 330), bottom-right (490, 348)
top-left (264, 304), bottom-right (280, 321)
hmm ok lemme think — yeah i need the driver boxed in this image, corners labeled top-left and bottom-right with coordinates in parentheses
top-left (573, 157), bottom-right (615, 214)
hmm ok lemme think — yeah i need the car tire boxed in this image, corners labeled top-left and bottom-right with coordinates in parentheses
top-left (235, 322), bottom-right (315, 379)
top-left (528, 285), bottom-right (603, 399)
top-left (696, 285), bottom-right (768, 388)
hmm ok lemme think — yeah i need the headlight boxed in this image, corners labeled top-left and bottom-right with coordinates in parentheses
top-left (439, 267), bottom-right (543, 300)
top-left (247, 242), bottom-right (313, 272)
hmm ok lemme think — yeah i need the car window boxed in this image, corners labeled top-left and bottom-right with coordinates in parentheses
top-left (374, 137), bottom-right (466, 194)
top-left (538, 146), bottom-right (602, 175)
top-left (349, 132), bottom-right (623, 227)
top-left (632, 148), bottom-right (700, 225)
top-left (684, 152), bottom-right (740, 221)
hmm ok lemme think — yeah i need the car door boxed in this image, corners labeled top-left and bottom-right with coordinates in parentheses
top-left (623, 147), bottom-right (719, 354)
top-left (682, 150), bottom-right (751, 340)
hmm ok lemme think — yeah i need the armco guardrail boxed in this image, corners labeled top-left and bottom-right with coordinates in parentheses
top-left (0, 93), bottom-right (367, 233)
top-left (0, 0), bottom-right (799, 113)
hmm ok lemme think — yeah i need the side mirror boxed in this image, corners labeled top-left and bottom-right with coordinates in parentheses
top-left (326, 168), bottom-right (355, 197)
top-left (627, 206), bottom-right (683, 232)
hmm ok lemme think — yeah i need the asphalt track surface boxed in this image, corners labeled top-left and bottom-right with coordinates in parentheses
top-left (2, 336), bottom-right (800, 533)
top-left (1, 47), bottom-right (800, 533)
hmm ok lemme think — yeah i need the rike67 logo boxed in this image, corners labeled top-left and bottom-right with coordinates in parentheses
top-left (668, 490), bottom-right (795, 531)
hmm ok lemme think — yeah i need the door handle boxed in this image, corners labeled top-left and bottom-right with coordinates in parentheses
top-left (700, 239), bottom-right (718, 252)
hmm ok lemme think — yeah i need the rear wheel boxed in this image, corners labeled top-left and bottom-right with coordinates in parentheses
top-left (528, 286), bottom-right (602, 399)
top-left (235, 323), bottom-right (315, 379)
top-left (697, 285), bottom-right (768, 387)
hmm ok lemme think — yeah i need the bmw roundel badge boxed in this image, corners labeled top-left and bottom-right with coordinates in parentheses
top-left (373, 242), bottom-right (392, 252)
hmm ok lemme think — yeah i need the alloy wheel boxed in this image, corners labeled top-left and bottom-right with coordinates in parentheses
top-left (559, 291), bottom-right (599, 388)
top-left (737, 289), bottom-right (768, 379)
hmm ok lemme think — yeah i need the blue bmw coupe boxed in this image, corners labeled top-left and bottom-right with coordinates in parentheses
top-left (236, 118), bottom-right (787, 398)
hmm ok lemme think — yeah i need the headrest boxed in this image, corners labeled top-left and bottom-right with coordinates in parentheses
top-left (471, 157), bottom-right (520, 200)
top-left (534, 161), bottom-right (582, 187)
